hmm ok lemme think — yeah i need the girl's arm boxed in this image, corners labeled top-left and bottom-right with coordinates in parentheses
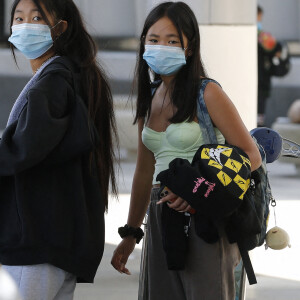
top-left (111, 118), bottom-right (155, 274)
top-left (204, 82), bottom-right (262, 171)
top-left (127, 118), bottom-right (155, 227)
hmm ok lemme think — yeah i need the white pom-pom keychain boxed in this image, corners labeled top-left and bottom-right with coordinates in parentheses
top-left (265, 198), bottom-right (291, 250)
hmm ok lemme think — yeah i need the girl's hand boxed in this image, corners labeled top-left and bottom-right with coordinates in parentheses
top-left (111, 236), bottom-right (136, 275)
top-left (157, 188), bottom-right (192, 212)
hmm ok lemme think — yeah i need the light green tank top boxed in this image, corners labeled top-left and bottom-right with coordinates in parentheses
top-left (142, 121), bottom-right (225, 184)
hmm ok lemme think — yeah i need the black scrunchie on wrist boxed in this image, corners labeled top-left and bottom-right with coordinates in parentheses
top-left (118, 224), bottom-right (144, 244)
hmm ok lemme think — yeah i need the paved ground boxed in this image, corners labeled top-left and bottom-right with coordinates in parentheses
top-left (74, 157), bottom-right (300, 300)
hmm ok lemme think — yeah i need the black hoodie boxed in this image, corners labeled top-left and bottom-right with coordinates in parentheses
top-left (0, 56), bottom-right (104, 283)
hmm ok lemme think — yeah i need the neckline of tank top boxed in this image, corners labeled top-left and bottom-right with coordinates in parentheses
top-left (144, 120), bottom-right (199, 134)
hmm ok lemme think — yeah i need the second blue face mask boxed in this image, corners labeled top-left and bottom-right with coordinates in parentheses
top-left (257, 22), bottom-right (262, 31)
top-left (8, 23), bottom-right (54, 60)
top-left (143, 45), bottom-right (186, 76)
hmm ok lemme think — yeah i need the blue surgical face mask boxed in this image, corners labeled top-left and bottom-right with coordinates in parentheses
top-left (257, 22), bottom-right (262, 31)
top-left (8, 23), bottom-right (55, 59)
top-left (143, 45), bottom-right (186, 76)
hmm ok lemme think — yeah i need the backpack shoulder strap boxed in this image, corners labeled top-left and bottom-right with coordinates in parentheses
top-left (150, 80), bottom-right (161, 96)
top-left (238, 246), bottom-right (257, 285)
top-left (196, 78), bottom-right (221, 144)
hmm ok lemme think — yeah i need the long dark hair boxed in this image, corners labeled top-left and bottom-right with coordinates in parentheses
top-left (134, 1), bottom-right (207, 124)
top-left (10, 0), bottom-right (118, 210)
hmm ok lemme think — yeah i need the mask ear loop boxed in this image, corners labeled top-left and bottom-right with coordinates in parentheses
top-left (141, 35), bottom-right (146, 46)
top-left (51, 20), bottom-right (63, 41)
top-left (185, 46), bottom-right (193, 59)
top-left (51, 20), bottom-right (63, 30)
top-left (184, 47), bottom-right (192, 60)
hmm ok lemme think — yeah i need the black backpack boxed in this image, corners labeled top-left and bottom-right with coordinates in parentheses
top-left (270, 41), bottom-right (291, 77)
top-left (224, 141), bottom-right (273, 284)
top-left (197, 79), bottom-right (273, 285)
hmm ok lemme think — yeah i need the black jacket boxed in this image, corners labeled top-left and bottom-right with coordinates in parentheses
top-left (0, 56), bottom-right (105, 283)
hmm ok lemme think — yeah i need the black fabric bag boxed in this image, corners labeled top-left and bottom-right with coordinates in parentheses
top-left (157, 144), bottom-right (252, 219)
top-left (270, 42), bottom-right (291, 77)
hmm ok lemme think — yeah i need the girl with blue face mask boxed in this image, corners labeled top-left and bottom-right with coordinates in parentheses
top-left (9, 20), bottom-right (62, 60)
top-left (8, 0), bottom-right (68, 73)
top-left (112, 2), bottom-right (262, 300)
top-left (2, 0), bottom-right (118, 299)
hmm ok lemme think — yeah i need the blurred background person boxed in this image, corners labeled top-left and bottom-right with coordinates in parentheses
top-left (257, 5), bottom-right (290, 126)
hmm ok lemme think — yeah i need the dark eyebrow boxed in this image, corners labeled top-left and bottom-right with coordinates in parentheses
top-left (15, 8), bottom-right (40, 13)
top-left (147, 33), bottom-right (179, 38)
top-left (166, 34), bottom-right (179, 38)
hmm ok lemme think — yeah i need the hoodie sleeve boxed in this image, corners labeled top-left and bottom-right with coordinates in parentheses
top-left (0, 72), bottom-right (72, 176)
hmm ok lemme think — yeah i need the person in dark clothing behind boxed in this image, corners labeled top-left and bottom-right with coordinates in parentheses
top-left (257, 5), bottom-right (282, 126)
top-left (1, 0), bottom-right (118, 299)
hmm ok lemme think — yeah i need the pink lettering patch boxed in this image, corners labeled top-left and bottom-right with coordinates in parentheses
top-left (193, 177), bottom-right (215, 198)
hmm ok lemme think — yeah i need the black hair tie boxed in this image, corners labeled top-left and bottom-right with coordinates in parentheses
top-left (118, 224), bottom-right (144, 244)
